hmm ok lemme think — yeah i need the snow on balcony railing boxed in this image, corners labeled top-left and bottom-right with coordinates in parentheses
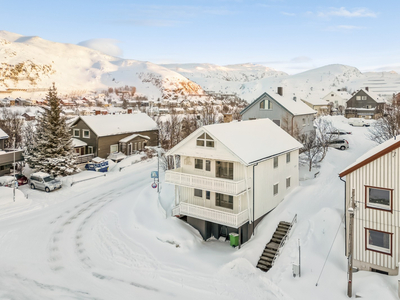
top-left (173, 202), bottom-right (248, 228)
top-left (165, 168), bottom-right (248, 196)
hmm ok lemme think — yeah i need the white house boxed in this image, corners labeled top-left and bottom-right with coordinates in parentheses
top-left (322, 90), bottom-right (351, 108)
top-left (339, 137), bottom-right (400, 275)
top-left (166, 119), bottom-right (302, 244)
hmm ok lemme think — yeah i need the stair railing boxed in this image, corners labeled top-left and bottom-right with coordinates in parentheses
top-left (271, 214), bottom-right (297, 267)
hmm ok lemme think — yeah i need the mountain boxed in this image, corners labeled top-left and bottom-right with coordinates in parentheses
top-left (0, 31), bottom-right (399, 102)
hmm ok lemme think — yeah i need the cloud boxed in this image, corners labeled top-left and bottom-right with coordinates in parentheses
top-left (109, 19), bottom-right (178, 27)
top-left (326, 25), bottom-right (366, 31)
top-left (281, 11), bottom-right (295, 16)
top-left (78, 39), bottom-right (123, 57)
top-left (290, 56), bottom-right (312, 63)
top-left (317, 7), bottom-right (377, 18)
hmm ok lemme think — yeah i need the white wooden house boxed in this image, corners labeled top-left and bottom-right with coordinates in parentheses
top-left (322, 90), bottom-right (351, 108)
top-left (339, 137), bottom-right (400, 275)
top-left (166, 119), bottom-right (302, 244)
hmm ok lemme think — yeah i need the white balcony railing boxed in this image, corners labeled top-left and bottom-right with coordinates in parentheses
top-left (172, 202), bottom-right (249, 228)
top-left (165, 168), bottom-right (248, 196)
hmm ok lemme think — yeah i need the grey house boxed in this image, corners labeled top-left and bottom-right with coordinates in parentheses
top-left (241, 88), bottom-right (316, 136)
top-left (0, 128), bottom-right (23, 176)
top-left (69, 113), bottom-right (159, 158)
top-left (345, 88), bottom-right (387, 119)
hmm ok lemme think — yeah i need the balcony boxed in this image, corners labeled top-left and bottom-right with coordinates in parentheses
top-left (165, 168), bottom-right (249, 196)
top-left (172, 202), bottom-right (249, 228)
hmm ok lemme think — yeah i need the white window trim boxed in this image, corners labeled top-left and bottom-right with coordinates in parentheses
top-left (366, 186), bottom-right (392, 211)
top-left (195, 158), bottom-right (203, 170)
top-left (73, 129), bottom-right (80, 137)
top-left (82, 130), bottom-right (90, 139)
top-left (196, 133), bottom-right (215, 148)
top-left (366, 229), bottom-right (391, 254)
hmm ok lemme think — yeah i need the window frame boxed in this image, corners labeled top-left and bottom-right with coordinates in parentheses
top-left (73, 129), bottom-right (80, 137)
top-left (195, 158), bottom-right (203, 170)
top-left (88, 146), bottom-right (93, 154)
top-left (196, 132), bottom-right (215, 148)
top-left (82, 129), bottom-right (90, 139)
top-left (215, 193), bottom-right (233, 210)
top-left (205, 160), bottom-right (211, 171)
top-left (206, 191), bottom-right (211, 200)
top-left (194, 189), bottom-right (203, 198)
top-left (365, 228), bottom-right (392, 256)
top-left (365, 185), bottom-right (393, 213)
top-left (286, 153), bottom-right (290, 163)
top-left (273, 157), bottom-right (278, 169)
top-left (286, 177), bottom-right (291, 189)
top-left (273, 183), bottom-right (278, 196)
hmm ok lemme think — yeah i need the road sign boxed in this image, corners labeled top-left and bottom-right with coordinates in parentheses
top-left (151, 182), bottom-right (158, 189)
top-left (151, 171), bottom-right (159, 179)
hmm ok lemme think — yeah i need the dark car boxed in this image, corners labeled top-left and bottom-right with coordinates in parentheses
top-left (15, 174), bottom-right (28, 185)
top-left (327, 129), bottom-right (352, 135)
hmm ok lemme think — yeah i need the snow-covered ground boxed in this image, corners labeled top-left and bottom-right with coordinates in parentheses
top-left (0, 116), bottom-right (397, 299)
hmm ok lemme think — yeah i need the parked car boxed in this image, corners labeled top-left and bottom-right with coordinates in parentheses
top-left (0, 176), bottom-right (16, 187)
top-left (328, 139), bottom-right (349, 150)
top-left (15, 174), bottom-right (28, 186)
top-left (348, 118), bottom-right (370, 127)
top-left (30, 172), bottom-right (62, 192)
top-left (327, 129), bottom-right (352, 135)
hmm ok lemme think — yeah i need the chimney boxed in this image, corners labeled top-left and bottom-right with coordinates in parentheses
top-left (223, 113), bottom-right (233, 123)
top-left (277, 87), bottom-right (283, 96)
top-left (127, 108), bottom-right (133, 114)
top-left (365, 87), bottom-right (369, 92)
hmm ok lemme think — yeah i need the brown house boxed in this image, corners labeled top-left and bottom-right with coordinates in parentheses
top-left (22, 112), bottom-right (36, 121)
top-left (345, 88), bottom-right (387, 119)
top-left (69, 113), bottom-right (158, 158)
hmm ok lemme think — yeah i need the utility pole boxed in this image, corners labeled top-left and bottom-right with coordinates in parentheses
top-left (347, 189), bottom-right (356, 298)
top-left (13, 131), bottom-right (16, 202)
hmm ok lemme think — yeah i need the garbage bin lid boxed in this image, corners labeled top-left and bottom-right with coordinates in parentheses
top-left (229, 233), bottom-right (239, 237)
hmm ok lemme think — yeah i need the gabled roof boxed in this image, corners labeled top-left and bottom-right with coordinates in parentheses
top-left (73, 113), bottom-right (158, 137)
top-left (241, 92), bottom-right (316, 116)
top-left (322, 90), bottom-right (351, 100)
top-left (0, 128), bottom-right (9, 140)
top-left (119, 134), bottom-right (150, 143)
top-left (339, 136), bottom-right (400, 177)
top-left (167, 119), bottom-right (303, 166)
top-left (349, 89), bottom-right (387, 104)
top-left (301, 98), bottom-right (329, 106)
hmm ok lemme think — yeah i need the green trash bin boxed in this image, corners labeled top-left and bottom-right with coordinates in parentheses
top-left (229, 233), bottom-right (239, 247)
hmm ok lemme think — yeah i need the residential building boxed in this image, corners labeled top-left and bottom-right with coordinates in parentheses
top-left (345, 88), bottom-right (387, 119)
top-left (322, 90), bottom-right (351, 109)
top-left (0, 128), bottom-right (23, 176)
top-left (241, 87), bottom-right (316, 136)
top-left (166, 119), bottom-right (302, 244)
top-left (69, 112), bottom-right (158, 158)
top-left (22, 112), bottom-right (36, 121)
top-left (339, 137), bottom-right (400, 275)
top-left (301, 98), bottom-right (329, 116)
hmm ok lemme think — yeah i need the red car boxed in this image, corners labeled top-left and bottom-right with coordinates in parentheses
top-left (15, 174), bottom-right (28, 186)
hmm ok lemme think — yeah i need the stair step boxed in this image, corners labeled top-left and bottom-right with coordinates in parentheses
top-left (261, 255), bottom-right (274, 262)
top-left (273, 233), bottom-right (285, 239)
top-left (258, 259), bottom-right (272, 267)
top-left (257, 264), bottom-right (270, 271)
top-left (266, 242), bottom-right (280, 250)
top-left (262, 251), bottom-right (276, 258)
top-left (271, 238), bottom-right (282, 243)
top-left (279, 221), bottom-right (291, 227)
top-left (275, 230), bottom-right (288, 235)
top-left (277, 225), bottom-right (289, 231)
top-left (263, 248), bottom-right (277, 255)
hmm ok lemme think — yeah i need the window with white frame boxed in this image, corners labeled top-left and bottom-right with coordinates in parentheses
top-left (366, 228), bottom-right (391, 255)
top-left (273, 157), bottom-right (278, 168)
top-left (205, 160), bottom-right (211, 171)
top-left (194, 189), bottom-right (203, 198)
top-left (260, 100), bottom-right (273, 110)
top-left (216, 193), bottom-right (233, 209)
top-left (273, 183), bottom-right (278, 195)
top-left (366, 187), bottom-right (392, 211)
top-left (361, 96), bottom-right (367, 100)
top-left (286, 177), bottom-right (291, 188)
top-left (286, 153), bottom-right (290, 163)
top-left (83, 130), bottom-right (90, 138)
top-left (73, 129), bottom-right (80, 137)
top-left (195, 159), bottom-right (203, 170)
top-left (356, 96), bottom-right (361, 100)
top-left (196, 133), bottom-right (214, 148)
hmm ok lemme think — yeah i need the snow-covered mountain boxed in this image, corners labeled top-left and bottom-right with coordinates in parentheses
top-left (1, 30), bottom-right (399, 102)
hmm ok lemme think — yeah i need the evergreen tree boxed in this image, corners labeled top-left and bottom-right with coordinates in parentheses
top-left (25, 84), bottom-right (79, 176)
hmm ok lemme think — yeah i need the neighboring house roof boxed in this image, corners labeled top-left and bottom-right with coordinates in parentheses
top-left (0, 128), bottom-right (9, 140)
top-left (339, 136), bottom-right (400, 177)
top-left (349, 89), bottom-right (387, 104)
top-left (74, 113), bottom-right (158, 137)
top-left (23, 112), bottom-right (36, 117)
top-left (168, 119), bottom-right (303, 166)
top-left (301, 98), bottom-right (329, 106)
top-left (322, 91), bottom-right (351, 100)
top-left (119, 134), bottom-right (150, 143)
top-left (71, 138), bottom-right (87, 148)
top-left (241, 92), bottom-right (316, 116)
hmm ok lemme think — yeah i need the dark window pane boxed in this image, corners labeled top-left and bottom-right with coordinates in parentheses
top-left (206, 191), bottom-right (210, 200)
top-left (197, 140), bottom-right (205, 146)
top-left (195, 159), bottom-right (203, 169)
top-left (206, 141), bottom-right (214, 147)
top-left (369, 188), bottom-right (390, 207)
top-left (194, 189), bottom-right (202, 197)
top-left (286, 153), bottom-right (290, 163)
top-left (216, 161), bottom-right (233, 180)
top-left (369, 230), bottom-right (390, 250)
top-left (216, 193), bottom-right (233, 209)
top-left (206, 160), bottom-right (211, 171)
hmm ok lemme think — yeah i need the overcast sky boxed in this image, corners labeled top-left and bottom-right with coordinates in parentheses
top-left (2, 0), bottom-right (400, 74)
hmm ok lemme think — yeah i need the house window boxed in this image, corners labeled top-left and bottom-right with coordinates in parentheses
top-left (260, 100), bottom-right (265, 109)
top-left (286, 153), bottom-right (290, 163)
top-left (216, 161), bottom-right (233, 180)
top-left (138, 142), bottom-right (142, 150)
top-left (260, 100), bottom-right (272, 110)
top-left (195, 159), bottom-right (203, 170)
top-left (356, 96), bottom-right (361, 100)
top-left (366, 228), bottom-right (391, 255)
top-left (273, 157), bottom-right (278, 168)
top-left (110, 144), bottom-right (118, 153)
top-left (362, 96), bottom-right (367, 100)
top-left (331, 94), bottom-right (334, 97)
top-left (286, 177), bottom-right (291, 188)
top-left (88, 146), bottom-right (93, 154)
top-left (83, 130), bottom-right (90, 138)
top-left (302, 118), bottom-right (306, 126)
top-left (196, 133), bottom-right (214, 148)
top-left (366, 187), bottom-right (392, 211)
top-left (206, 191), bottom-right (210, 200)
top-left (216, 193), bottom-right (233, 209)
top-left (194, 189), bottom-right (203, 198)
top-left (273, 184), bottom-right (279, 195)
top-left (205, 160), bottom-right (211, 171)
top-left (73, 129), bottom-right (80, 137)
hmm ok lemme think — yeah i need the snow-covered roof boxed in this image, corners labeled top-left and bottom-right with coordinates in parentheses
top-left (0, 128), bottom-right (9, 140)
top-left (322, 91), bottom-right (351, 100)
top-left (351, 89), bottom-right (387, 104)
top-left (23, 112), bottom-right (36, 117)
top-left (340, 136), bottom-right (400, 177)
top-left (241, 92), bottom-right (316, 116)
top-left (119, 134), bottom-right (150, 143)
top-left (168, 119), bottom-right (303, 166)
top-left (76, 113), bottom-right (158, 137)
top-left (31, 172), bottom-right (51, 178)
top-left (301, 98), bottom-right (329, 106)
top-left (92, 157), bottom-right (104, 163)
top-left (71, 138), bottom-right (87, 147)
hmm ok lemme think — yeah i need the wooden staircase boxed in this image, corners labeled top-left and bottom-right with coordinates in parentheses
top-left (257, 216), bottom-right (296, 272)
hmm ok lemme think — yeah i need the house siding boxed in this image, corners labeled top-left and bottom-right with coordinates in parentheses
top-left (345, 148), bottom-right (400, 275)
top-left (70, 119), bottom-right (98, 155)
top-left (345, 90), bottom-right (385, 119)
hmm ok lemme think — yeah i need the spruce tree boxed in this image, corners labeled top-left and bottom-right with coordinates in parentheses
top-left (25, 84), bottom-right (79, 176)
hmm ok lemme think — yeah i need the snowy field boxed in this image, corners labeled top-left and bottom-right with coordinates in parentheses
top-left (0, 116), bottom-right (398, 300)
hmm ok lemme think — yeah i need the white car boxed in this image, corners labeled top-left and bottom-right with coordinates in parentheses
top-left (30, 172), bottom-right (62, 192)
top-left (348, 118), bottom-right (370, 127)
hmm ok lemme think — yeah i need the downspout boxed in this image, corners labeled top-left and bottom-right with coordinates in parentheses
top-left (252, 163), bottom-right (258, 236)
top-left (340, 176), bottom-right (347, 256)
top-left (244, 166), bottom-right (251, 224)
top-left (291, 115), bottom-right (295, 136)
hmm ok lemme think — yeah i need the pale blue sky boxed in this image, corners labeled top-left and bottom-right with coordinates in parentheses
top-left (2, 0), bottom-right (399, 74)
